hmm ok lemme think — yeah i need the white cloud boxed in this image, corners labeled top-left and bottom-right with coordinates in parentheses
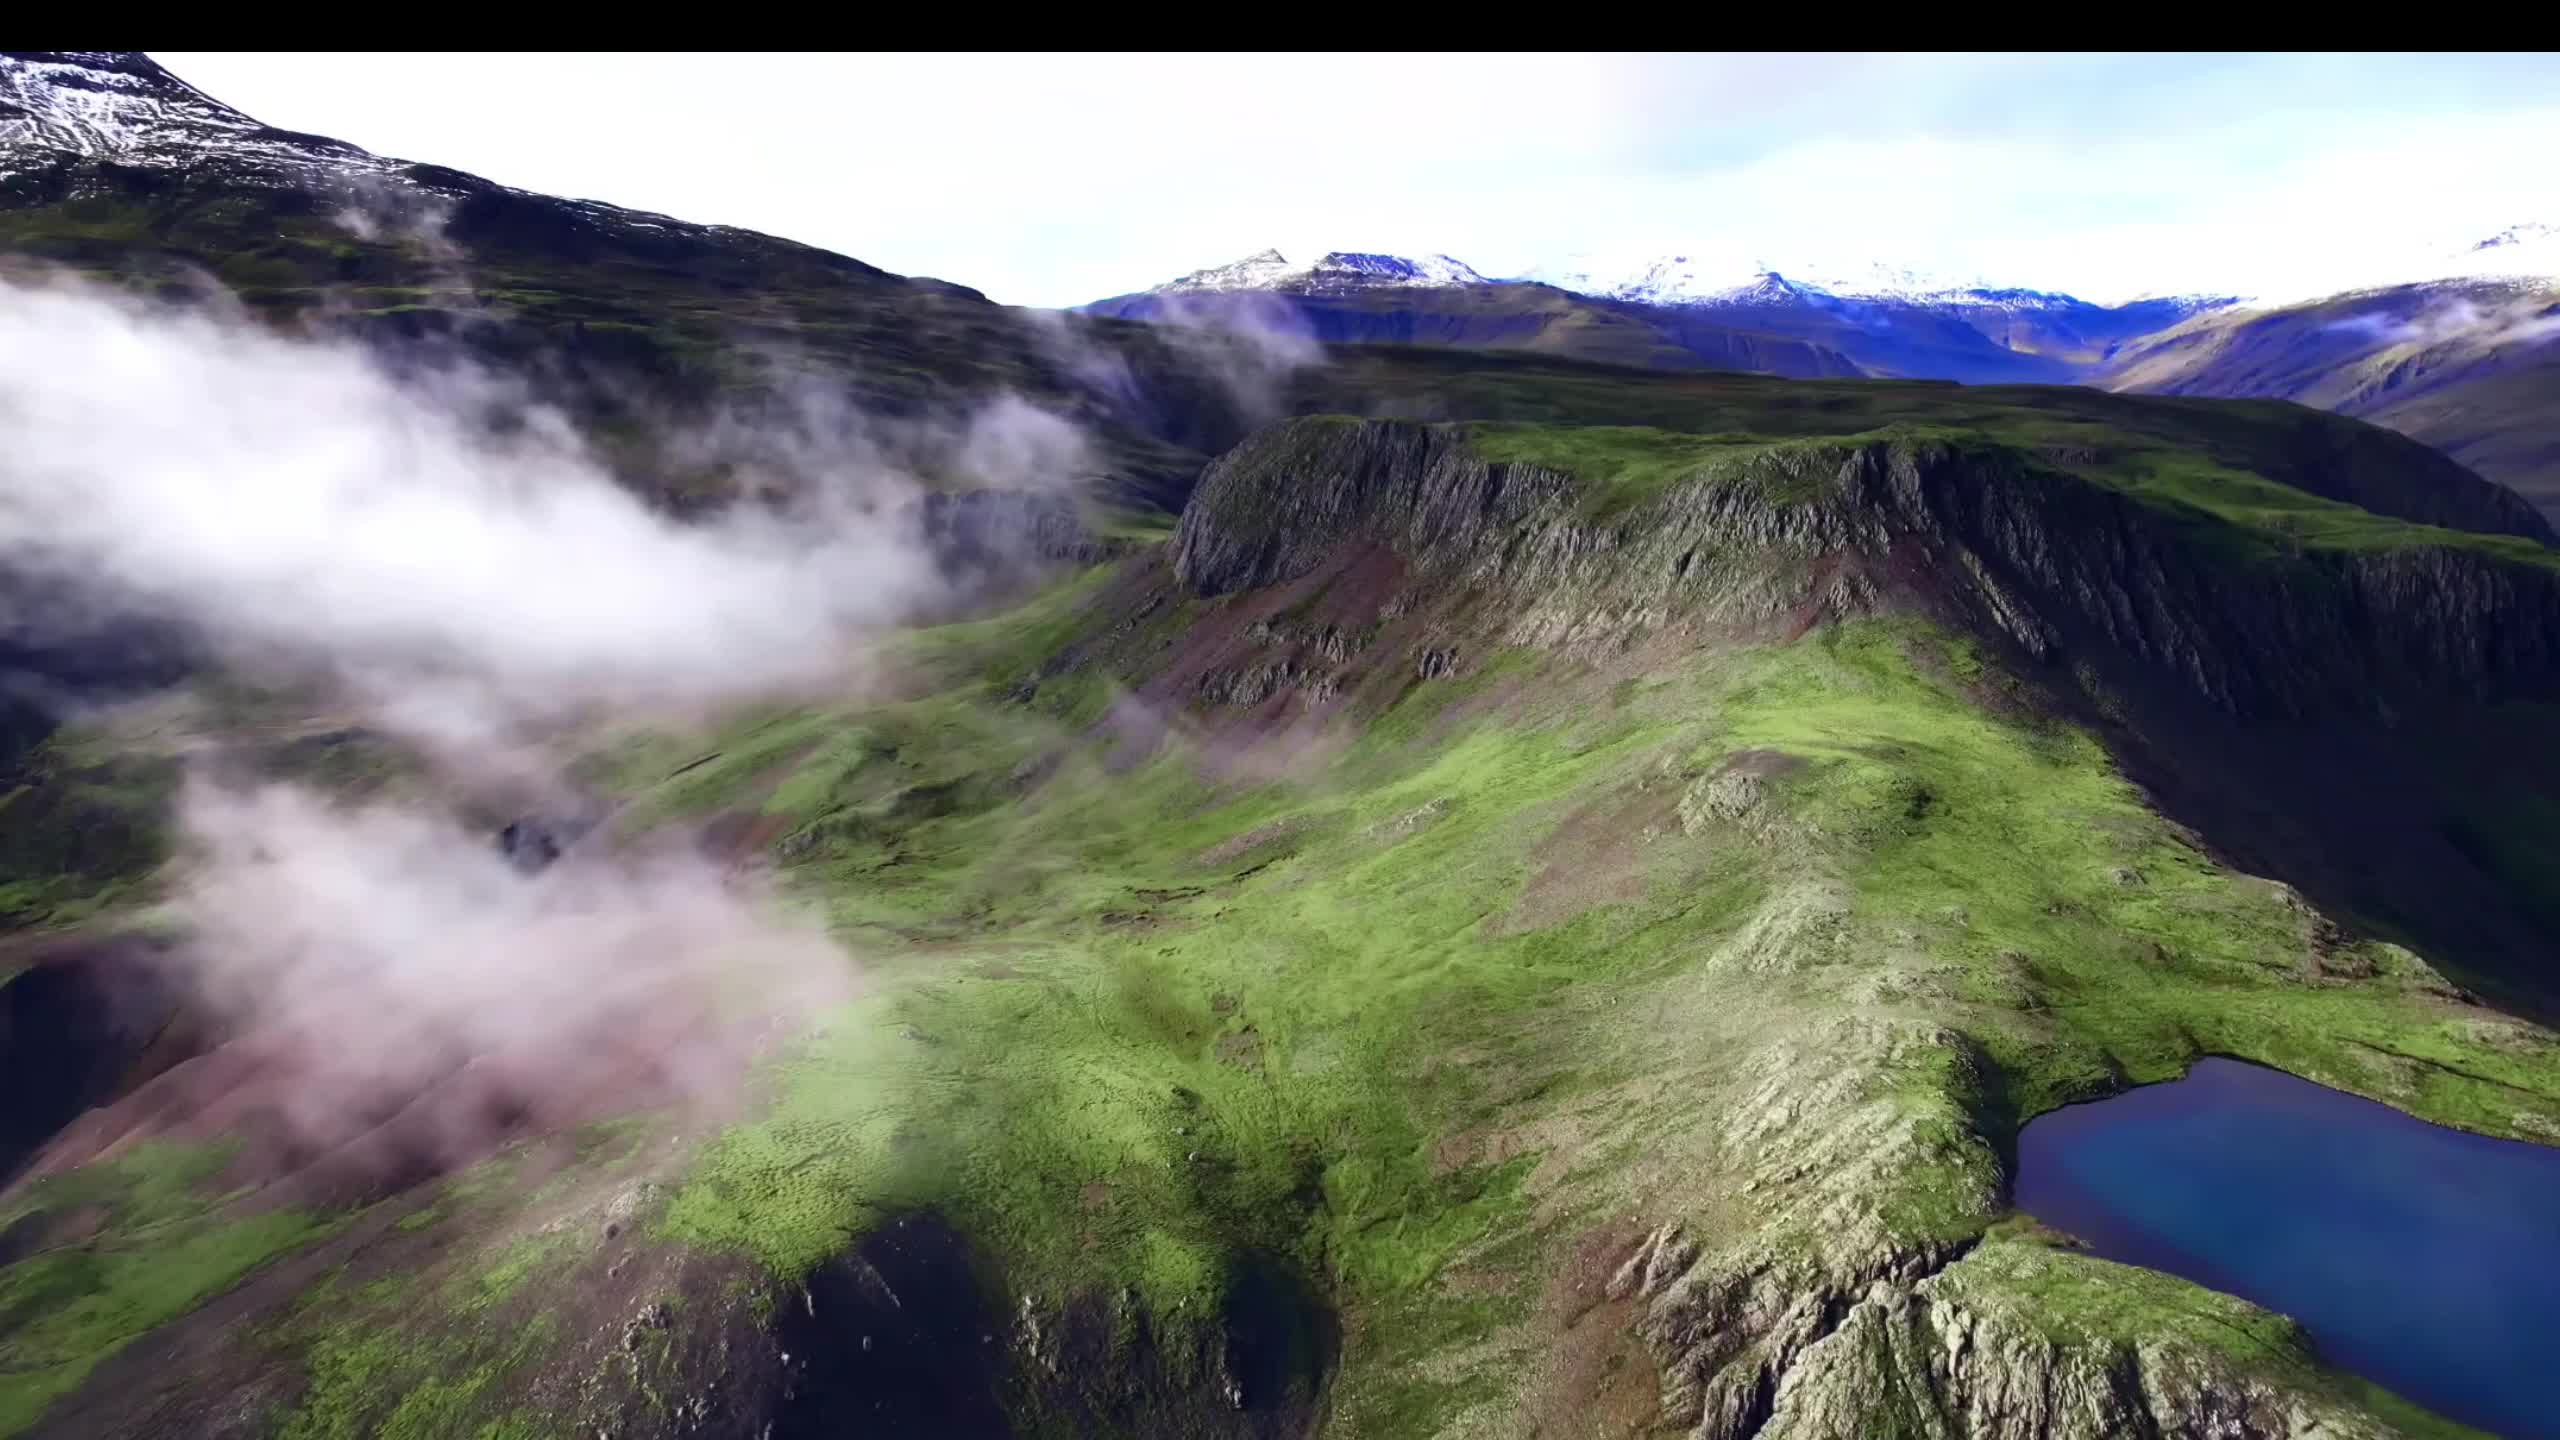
top-left (148, 778), bottom-right (854, 1181)
top-left (0, 277), bottom-right (983, 1181)
top-left (0, 279), bottom-right (1102, 743)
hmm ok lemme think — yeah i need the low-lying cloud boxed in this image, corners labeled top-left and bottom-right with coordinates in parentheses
top-left (0, 279), bottom-right (948, 723)
top-left (1029, 292), bottom-right (1324, 434)
top-left (1137, 290), bottom-right (1324, 422)
top-left (0, 275), bottom-right (1095, 1187)
top-left (120, 779), bottom-right (853, 1190)
top-left (2320, 293), bottom-right (2560, 350)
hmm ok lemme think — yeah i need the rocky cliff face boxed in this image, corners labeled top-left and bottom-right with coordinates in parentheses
top-left (1172, 417), bottom-right (2560, 722)
top-left (1610, 1222), bottom-right (2405, 1440)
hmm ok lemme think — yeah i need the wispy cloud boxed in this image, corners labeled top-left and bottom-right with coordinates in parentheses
top-left (0, 276), bottom-right (1097, 1186)
top-left (2318, 295), bottom-right (2560, 350)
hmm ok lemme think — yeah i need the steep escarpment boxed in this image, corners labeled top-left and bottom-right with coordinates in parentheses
top-left (1173, 416), bottom-right (2560, 722)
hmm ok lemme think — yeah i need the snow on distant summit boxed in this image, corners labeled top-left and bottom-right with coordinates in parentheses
top-left (0, 50), bottom-right (386, 181)
top-left (1512, 251), bottom-right (2056, 309)
top-left (2444, 223), bottom-right (2560, 284)
top-left (1154, 248), bottom-right (1305, 293)
top-left (1149, 249), bottom-right (1492, 297)
top-left (1120, 245), bottom-right (2257, 319)
top-left (2237, 222), bottom-right (2560, 308)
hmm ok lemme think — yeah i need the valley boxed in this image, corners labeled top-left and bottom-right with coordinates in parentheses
top-left (2, 49), bottom-right (2558, 1440)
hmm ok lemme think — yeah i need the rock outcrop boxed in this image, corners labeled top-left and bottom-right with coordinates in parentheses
top-left (1172, 417), bottom-right (2560, 721)
top-left (1596, 1008), bottom-right (2404, 1440)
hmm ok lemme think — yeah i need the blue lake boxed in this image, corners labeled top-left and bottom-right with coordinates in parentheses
top-left (2014, 1056), bottom-right (2560, 1439)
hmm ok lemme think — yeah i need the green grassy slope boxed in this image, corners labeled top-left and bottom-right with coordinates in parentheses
top-left (615, 570), bottom-right (2547, 1436)
top-left (1291, 350), bottom-right (2556, 546)
top-left (3, 69), bottom-right (2553, 1418)
top-left (8, 404), bottom-right (2557, 1437)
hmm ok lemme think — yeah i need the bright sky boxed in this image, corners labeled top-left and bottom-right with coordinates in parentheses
top-left (154, 52), bottom-right (2560, 308)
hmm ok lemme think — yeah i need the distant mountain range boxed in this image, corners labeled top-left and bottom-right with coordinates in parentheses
top-left (6, 49), bottom-right (2554, 518)
top-left (1089, 238), bottom-right (2560, 515)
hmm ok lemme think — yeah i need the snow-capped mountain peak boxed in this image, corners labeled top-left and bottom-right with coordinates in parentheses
top-left (1146, 249), bottom-right (1489, 297)
top-left (1308, 252), bottom-right (1488, 287)
top-left (1513, 252), bottom-right (1757, 306)
top-left (1153, 248), bottom-right (1305, 294)
top-left (2448, 223), bottom-right (2560, 283)
top-left (0, 50), bottom-right (386, 181)
top-left (1512, 251), bottom-right (2082, 309)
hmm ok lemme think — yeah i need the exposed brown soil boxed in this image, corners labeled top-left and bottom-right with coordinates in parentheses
top-left (1501, 777), bottom-right (1685, 936)
top-left (1213, 1027), bottom-right (1266, 1073)
top-left (1195, 816), bottom-right (1309, 868)
top-left (1517, 1221), bottom-right (1671, 1440)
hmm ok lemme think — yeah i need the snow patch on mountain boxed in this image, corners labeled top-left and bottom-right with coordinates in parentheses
top-left (2443, 223), bottom-right (2560, 285)
top-left (0, 51), bottom-right (833, 270)
top-left (1511, 249), bottom-right (2137, 312)
top-left (1149, 249), bottom-right (1489, 297)
top-left (0, 50), bottom-right (386, 182)
top-left (1125, 229), bottom-right (2540, 320)
top-left (1315, 252), bottom-right (1488, 287)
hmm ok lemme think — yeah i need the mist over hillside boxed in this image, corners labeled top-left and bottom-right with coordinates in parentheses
top-left (3, 50), bottom-right (2559, 1440)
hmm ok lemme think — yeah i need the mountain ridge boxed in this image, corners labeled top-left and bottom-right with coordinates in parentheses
top-left (1106, 223), bottom-right (2558, 314)
top-left (1097, 238), bottom-right (2560, 516)
top-left (5, 49), bottom-right (2560, 1440)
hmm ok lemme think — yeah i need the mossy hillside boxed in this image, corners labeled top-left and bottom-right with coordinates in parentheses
top-left (1462, 419), bottom-right (2560, 565)
top-left (16, 393), bottom-right (2560, 1434)
top-left (256, 1136), bottom-right (678, 1440)
top-left (5, 553), bottom-right (2551, 1434)
top-left (608, 580), bottom-right (2560, 1435)
top-left (1934, 1226), bottom-right (2493, 1440)
top-left (12, 380), bottom-right (2560, 1432)
top-left (0, 739), bottom-right (175, 932)
top-left (0, 1111), bottom-right (722, 1440)
top-left (0, 1143), bottom-right (334, 1435)
top-left (1181, 416), bottom-right (2560, 751)
top-left (1301, 348), bottom-right (2552, 546)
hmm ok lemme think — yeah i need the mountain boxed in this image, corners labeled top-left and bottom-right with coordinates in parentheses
top-left (1098, 247), bottom-right (2242, 386)
top-left (1518, 250), bottom-right (2222, 317)
top-left (0, 50), bottom-right (390, 180)
top-left (0, 52), bottom-right (1256, 516)
top-left (1102, 236), bottom-right (2560, 515)
top-left (2459, 220), bottom-right (2560, 279)
top-left (1088, 249), bottom-right (1867, 379)
top-left (1152, 248), bottom-right (1492, 294)
top-left (2099, 271), bottom-right (2560, 519)
top-left (8, 50), bottom-right (2560, 1440)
